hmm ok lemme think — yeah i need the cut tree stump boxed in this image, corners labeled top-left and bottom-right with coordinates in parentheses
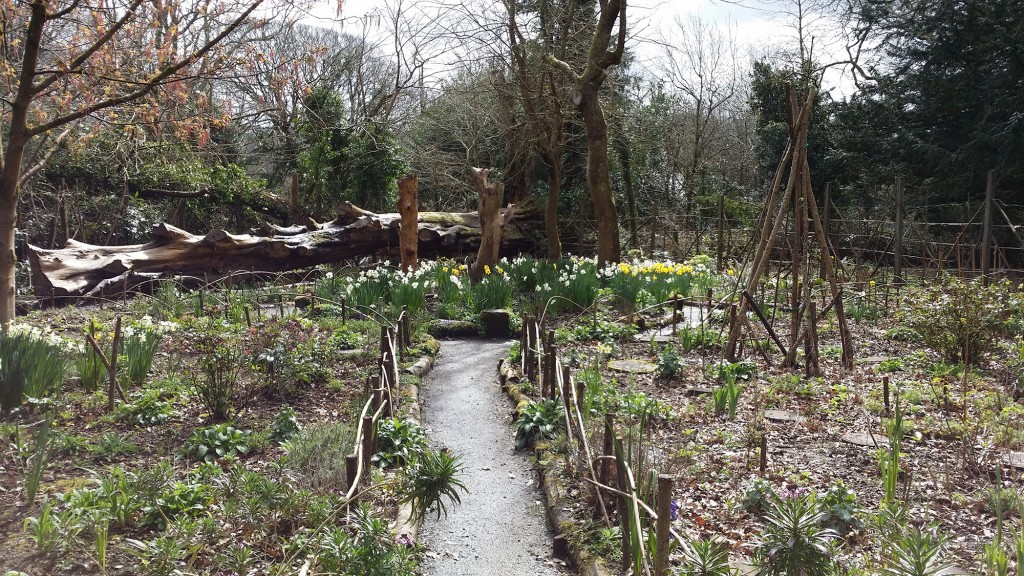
top-left (28, 201), bottom-right (538, 299)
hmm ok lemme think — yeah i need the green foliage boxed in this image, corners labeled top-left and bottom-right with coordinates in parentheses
top-left (740, 477), bottom-right (779, 512)
top-left (183, 424), bottom-right (252, 462)
top-left (657, 345), bottom-right (685, 380)
top-left (90, 431), bottom-right (140, 460)
top-left (374, 417), bottom-right (428, 468)
top-left (753, 495), bottom-right (837, 576)
top-left (711, 378), bottom-right (742, 419)
top-left (677, 538), bottom-right (733, 576)
top-left (23, 504), bottom-right (60, 552)
top-left (620, 389), bottom-right (672, 422)
top-left (514, 398), bottom-right (563, 449)
top-left (314, 503), bottom-right (415, 576)
top-left (140, 480), bottom-right (214, 530)
top-left (282, 421), bottom-right (354, 491)
top-left (249, 318), bottom-right (333, 396)
top-left (23, 417), bottom-right (51, 504)
top-left (471, 268), bottom-right (514, 312)
top-left (118, 392), bottom-right (175, 427)
top-left (181, 318), bottom-right (242, 420)
top-left (0, 328), bottom-right (70, 410)
top-left (819, 480), bottom-right (863, 535)
top-left (269, 405), bottom-right (301, 443)
top-left (401, 448), bottom-right (467, 522)
top-left (878, 526), bottom-right (952, 576)
top-left (76, 319), bottom-right (106, 393)
top-left (901, 276), bottom-right (1015, 365)
top-left (679, 325), bottom-right (723, 353)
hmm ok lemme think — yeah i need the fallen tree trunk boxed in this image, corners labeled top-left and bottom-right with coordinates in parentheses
top-left (28, 202), bottom-right (539, 299)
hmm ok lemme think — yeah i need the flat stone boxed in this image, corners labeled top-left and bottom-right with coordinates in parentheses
top-left (1003, 452), bottom-right (1024, 469)
top-left (763, 409), bottom-right (804, 423)
top-left (841, 431), bottom-right (886, 447)
top-left (860, 355), bottom-right (890, 364)
top-left (683, 387), bottom-right (714, 396)
top-left (937, 568), bottom-right (968, 576)
top-left (607, 359), bottom-right (657, 374)
top-left (427, 319), bottom-right (478, 338)
top-left (479, 309), bottom-right (512, 338)
top-left (634, 331), bottom-right (674, 343)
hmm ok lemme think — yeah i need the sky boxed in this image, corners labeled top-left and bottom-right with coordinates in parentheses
top-left (308, 0), bottom-right (854, 97)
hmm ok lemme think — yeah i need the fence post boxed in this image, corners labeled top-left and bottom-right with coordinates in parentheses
top-left (716, 194), bottom-right (725, 271)
top-left (981, 170), bottom-right (995, 285)
top-left (655, 474), bottom-right (674, 576)
top-left (820, 182), bottom-right (831, 280)
top-left (615, 437), bottom-right (631, 575)
top-left (360, 415), bottom-right (374, 485)
top-left (894, 177), bottom-right (904, 285)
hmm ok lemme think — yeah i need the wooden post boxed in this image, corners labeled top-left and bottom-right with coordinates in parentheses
top-left (883, 376), bottom-right (891, 416)
top-left (805, 301), bottom-right (819, 377)
top-left (398, 175), bottom-right (419, 272)
top-left (981, 170), bottom-right (995, 285)
top-left (341, 297), bottom-right (347, 324)
top-left (894, 177), bottom-right (904, 285)
top-left (402, 308), bottom-right (412, 348)
top-left (835, 291), bottom-right (854, 370)
top-left (345, 454), bottom-right (358, 489)
top-left (655, 474), bottom-right (673, 576)
top-left (759, 432), bottom-right (768, 473)
top-left (716, 194), bottom-right (725, 271)
top-left (615, 437), bottom-right (631, 574)
top-left (107, 316), bottom-right (122, 411)
top-left (360, 416), bottom-right (374, 484)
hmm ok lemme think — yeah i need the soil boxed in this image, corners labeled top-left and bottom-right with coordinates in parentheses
top-left (419, 339), bottom-right (570, 576)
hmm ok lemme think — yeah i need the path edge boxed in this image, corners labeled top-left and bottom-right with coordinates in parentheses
top-left (498, 357), bottom-right (611, 576)
top-left (393, 354), bottom-right (435, 545)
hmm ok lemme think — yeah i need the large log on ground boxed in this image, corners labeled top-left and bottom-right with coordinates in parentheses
top-left (28, 202), bottom-right (538, 299)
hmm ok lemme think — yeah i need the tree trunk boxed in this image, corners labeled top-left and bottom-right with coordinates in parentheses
top-left (544, 154), bottom-right (563, 260)
top-left (397, 175), bottom-right (419, 272)
top-left (469, 168), bottom-right (511, 282)
top-left (28, 202), bottom-right (538, 300)
top-left (579, 89), bottom-right (621, 265)
top-left (617, 141), bottom-right (638, 250)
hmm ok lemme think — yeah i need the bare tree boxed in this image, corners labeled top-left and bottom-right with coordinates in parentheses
top-left (549, 0), bottom-right (628, 265)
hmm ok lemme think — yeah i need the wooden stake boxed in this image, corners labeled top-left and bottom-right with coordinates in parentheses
top-left (981, 170), bottom-right (995, 286)
top-left (360, 416), bottom-right (374, 485)
top-left (655, 474), bottom-right (673, 576)
top-left (398, 175), bottom-right (419, 272)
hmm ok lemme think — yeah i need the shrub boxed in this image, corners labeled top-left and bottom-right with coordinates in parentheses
top-left (657, 345), bottom-right (685, 380)
top-left (400, 448), bottom-right (467, 522)
top-left (902, 276), bottom-right (1014, 364)
top-left (314, 503), bottom-right (416, 576)
top-left (183, 424), bottom-right (252, 462)
top-left (181, 318), bottom-right (241, 420)
top-left (118, 393), bottom-right (175, 427)
top-left (677, 538), bottom-right (732, 576)
top-left (819, 480), bottom-right (863, 535)
top-left (374, 418), bottom-right (428, 468)
top-left (514, 398), bottom-right (563, 449)
top-left (282, 421), bottom-right (354, 490)
top-left (740, 477), bottom-right (779, 512)
top-left (878, 525), bottom-right (952, 576)
top-left (471, 268), bottom-right (513, 312)
top-left (752, 494), bottom-right (836, 576)
top-left (269, 405), bottom-right (301, 443)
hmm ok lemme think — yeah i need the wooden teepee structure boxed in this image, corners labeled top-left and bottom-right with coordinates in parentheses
top-left (724, 85), bottom-right (854, 372)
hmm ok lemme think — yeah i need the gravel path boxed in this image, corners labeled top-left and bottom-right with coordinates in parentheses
top-left (419, 339), bottom-right (571, 576)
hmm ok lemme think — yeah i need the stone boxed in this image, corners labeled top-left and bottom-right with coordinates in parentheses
top-left (634, 331), bottom-right (674, 343)
top-left (607, 359), bottom-right (658, 374)
top-left (841, 431), bottom-right (886, 447)
top-left (763, 409), bottom-right (804, 423)
top-left (478, 309), bottom-right (512, 338)
top-left (1003, 452), bottom-right (1024, 469)
top-left (683, 387), bottom-right (714, 396)
top-left (427, 319), bottom-right (478, 338)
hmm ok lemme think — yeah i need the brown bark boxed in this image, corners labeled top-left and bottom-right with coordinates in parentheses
top-left (544, 154), bottom-right (563, 260)
top-left (28, 202), bottom-right (537, 300)
top-left (469, 168), bottom-right (512, 282)
top-left (548, 0), bottom-right (626, 265)
top-left (579, 90), bottom-right (622, 264)
top-left (397, 175), bottom-right (418, 272)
